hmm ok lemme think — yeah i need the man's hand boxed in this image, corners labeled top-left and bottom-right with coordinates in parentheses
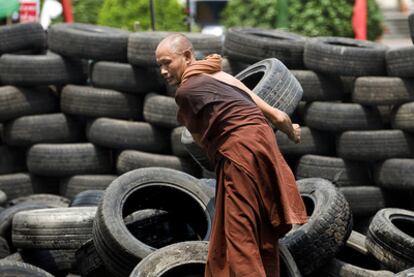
top-left (270, 108), bottom-right (301, 144)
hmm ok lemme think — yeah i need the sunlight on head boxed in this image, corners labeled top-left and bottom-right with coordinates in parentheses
top-left (157, 33), bottom-right (194, 56)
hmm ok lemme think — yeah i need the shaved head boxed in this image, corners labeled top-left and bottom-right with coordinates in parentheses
top-left (156, 33), bottom-right (194, 56)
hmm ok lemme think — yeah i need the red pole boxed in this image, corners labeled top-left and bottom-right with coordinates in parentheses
top-left (61, 0), bottom-right (74, 23)
top-left (353, 0), bottom-right (367, 40)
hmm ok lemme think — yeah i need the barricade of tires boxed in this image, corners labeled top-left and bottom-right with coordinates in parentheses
top-left (0, 21), bottom-right (412, 276)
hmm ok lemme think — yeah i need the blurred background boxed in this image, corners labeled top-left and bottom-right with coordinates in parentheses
top-left (0, 0), bottom-right (413, 46)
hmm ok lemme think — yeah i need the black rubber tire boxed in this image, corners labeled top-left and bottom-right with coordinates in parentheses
top-left (373, 158), bottom-right (414, 190)
top-left (3, 113), bottom-right (84, 147)
top-left (0, 86), bottom-right (58, 122)
top-left (224, 27), bottom-right (306, 68)
top-left (12, 207), bottom-right (97, 249)
top-left (59, 174), bottom-right (117, 200)
top-left (170, 126), bottom-right (190, 157)
top-left (235, 58), bottom-right (303, 116)
top-left (0, 202), bottom-right (48, 248)
top-left (304, 36), bottom-right (387, 76)
top-left (281, 178), bottom-right (353, 275)
top-left (339, 186), bottom-right (387, 216)
top-left (353, 77), bottom-right (414, 106)
top-left (386, 46), bottom-right (414, 77)
top-left (75, 239), bottom-right (111, 277)
top-left (0, 146), bottom-right (26, 174)
top-left (392, 102), bottom-right (414, 132)
top-left (48, 23), bottom-right (130, 62)
top-left (0, 173), bottom-right (33, 201)
top-left (116, 150), bottom-right (199, 177)
top-left (129, 241), bottom-right (208, 277)
top-left (92, 167), bottom-right (213, 276)
top-left (27, 143), bottom-right (113, 177)
top-left (127, 31), bottom-right (222, 66)
top-left (290, 70), bottom-right (344, 102)
top-left (0, 51), bottom-right (84, 86)
top-left (0, 237), bottom-right (9, 259)
top-left (0, 23), bottom-right (46, 54)
top-left (0, 260), bottom-right (53, 277)
top-left (0, 191), bottom-right (6, 207)
top-left (395, 267), bottom-right (414, 276)
top-left (276, 127), bottom-right (334, 156)
top-left (91, 61), bottom-right (164, 94)
top-left (336, 130), bottom-right (414, 161)
top-left (7, 194), bottom-right (70, 208)
top-left (143, 93), bottom-right (179, 128)
top-left (295, 155), bottom-right (372, 187)
top-left (181, 127), bottom-right (215, 171)
top-left (366, 208), bottom-right (414, 272)
top-left (86, 118), bottom-right (169, 153)
top-left (408, 13), bottom-right (414, 43)
top-left (304, 102), bottom-right (382, 132)
top-left (70, 190), bottom-right (104, 207)
top-left (61, 85), bottom-right (141, 120)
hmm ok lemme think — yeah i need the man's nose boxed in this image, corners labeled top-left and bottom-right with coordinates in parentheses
top-left (160, 67), bottom-right (168, 76)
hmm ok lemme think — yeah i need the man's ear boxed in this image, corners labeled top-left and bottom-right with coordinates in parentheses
top-left (183, 49), bottom-right (193, 64)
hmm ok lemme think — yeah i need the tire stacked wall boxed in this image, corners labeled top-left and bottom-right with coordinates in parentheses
top-left (0, 21), bottom-right (412, 276)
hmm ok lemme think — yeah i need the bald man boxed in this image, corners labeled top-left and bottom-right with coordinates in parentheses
top-left (156, 34), bottom-right (307, 277)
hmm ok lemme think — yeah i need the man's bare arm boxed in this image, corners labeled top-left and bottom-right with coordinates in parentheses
top-left (210, 71), bottom-right (301, 143)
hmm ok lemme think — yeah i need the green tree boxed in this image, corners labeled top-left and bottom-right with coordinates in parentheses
top-left (97, 0), bottom-right (187, 31)
top-left (40, 0), bottom-right (103, 24)
top-left (222, 0), bottom-right (383, 41)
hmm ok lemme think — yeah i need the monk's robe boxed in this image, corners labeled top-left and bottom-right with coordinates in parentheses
top-left (175, 73), bottom-right (307, 277)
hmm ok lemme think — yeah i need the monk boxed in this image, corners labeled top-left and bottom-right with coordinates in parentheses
top-left (155, 34), bottom-right (308, 277)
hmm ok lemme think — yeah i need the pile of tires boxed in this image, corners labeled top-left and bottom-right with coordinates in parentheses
top-left (0, 20), bottom-right (413, 276)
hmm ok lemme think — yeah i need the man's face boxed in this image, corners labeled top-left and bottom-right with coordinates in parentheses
top-left (155, 44), bottom-right (188, 87)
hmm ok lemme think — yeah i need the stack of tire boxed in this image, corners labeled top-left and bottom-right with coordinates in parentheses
top-left (223, 26), bottom-right (414, 275)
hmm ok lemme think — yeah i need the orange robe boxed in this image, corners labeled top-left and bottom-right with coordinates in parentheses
top-left (175, 74), bottom-right (307, 277)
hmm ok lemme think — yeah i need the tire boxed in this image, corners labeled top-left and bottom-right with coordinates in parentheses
top-left (19, 249), bottom-right (77, 277)
top-left (0, 86), bottom-right (58, 122)
top-left (48, 23), bottom-right (130, 62)
top-left (276, 127), bottom-right (334, 156)
top-left (304, 37), bottom-right (387, 76)
top-left (0, 23), bottom-right (46, 54)
top-left (8, 194), bottom-right (70, 208)
top-left (129, 241), bottom-right (208, 277)
top-left (0, 51), bottom-right (84, 86)
top-left (181, 128), bottom-right (214, 171)
top-left (295, 155), bottom-right (371, 187)
top-left (61, 85), bottom-right (141, 120)
top-left (92, 167), bottom-right (213, 276)
top-left (143, 93), bottom-right (179, 128)
top-left (304, 102), bottom-right (382, 132)
top-left (366, 208), bottom-right (414, 272)
top-left (409, 13), bottom-right (414, 43)
top-left (0, 191), bottom-right (6, 207)
top-left (373, 158), bottom-right (414, 190)
top-left (70, 190), bottom-right (104, 207)
top-left (116, 150), bottom-right (199, 177)
top-left (0, 202), bottom-right (48, 248)
top-left (27, 143), bottom-right (113, 177)
top-left (75, 239), bottom-right (111, 277)
top-left (0, 237), bottom-right (9, 259)
top-left (0, 173), bottom-right (33, 201)
top-left (353, 77), bottom-right (414, 106)
top-left (290, 70), bottom-right (344, 102)
top-left (0, 146), bottom-right (26, 174)
top-left (0, 260), bottom-right (53, 277)
top-left (337, 130), bottom-right (414, 161)
top-left (224, 27), bottom-right (306, 68)
top-left (12, 207), bottom-right (97, 249)
top-left (91, 61), bottom-right (164, 94)
top-left (235, 58), bottom-right (303, 116)
top-left (386, 46), bottom-right (414, 77)
top-left (395, 267), bottom-right (414, 277)
top-left (3, 113), bottom-right (84, 147)
top-left (281, 178), bottom-right (353, 275)
top-left (86, 118), bottom-right (169, 153)
top-left (128, 32), bottom-right (222, 66)
top-left (170, 126), bottom-right (189, 157)
top-left (59, 175), bottom-right (117, 200)
top-left (339, 186), bottom-right (387, 216)
top-left (392, 102), bottom-right (414, 132)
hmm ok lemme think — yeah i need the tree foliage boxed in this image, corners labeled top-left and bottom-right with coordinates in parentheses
top-left (222, 0), bottom-right (383, 41)
top-left (97, 0), bottom-right (187, 31)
